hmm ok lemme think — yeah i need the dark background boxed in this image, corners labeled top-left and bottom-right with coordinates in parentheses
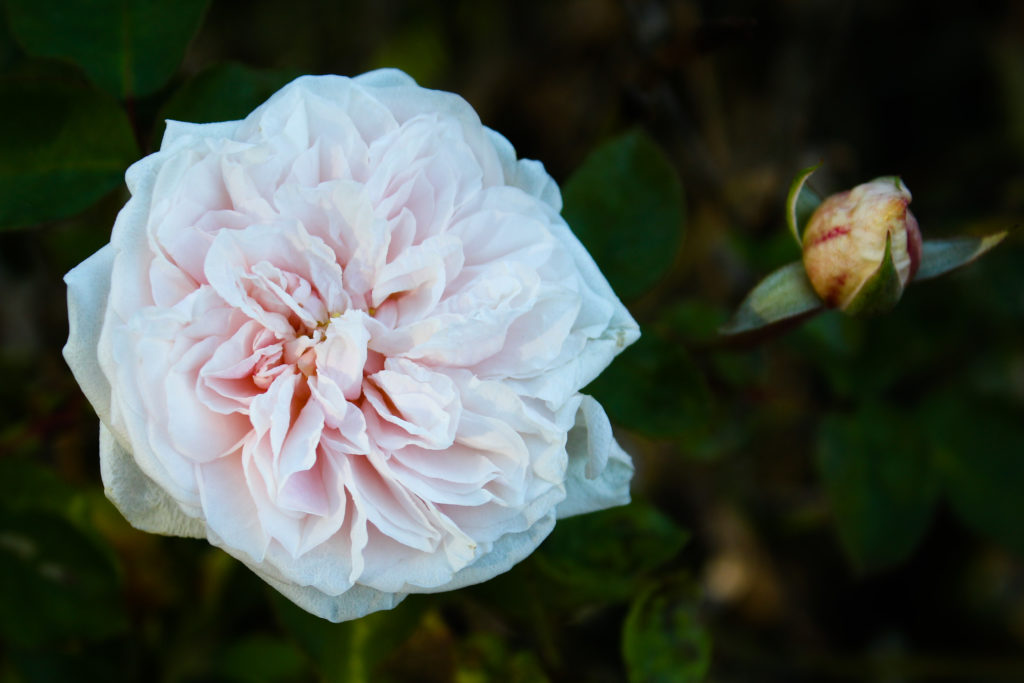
top-left (1, 1), bottom-right (1023, 681)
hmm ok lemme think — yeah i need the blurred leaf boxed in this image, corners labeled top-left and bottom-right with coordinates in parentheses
top-left (535, 502), bottom-right (689, 602)
top-left (562, 129), bottom-right (685, 300)
top-left (4, 647), bottom-right (123, 683)
top-left (925, 395), bottom-right (1024, 555)
top-left (914, 231), bottom-right (1009, 281)
top-left (0, 7), bottom-right (19, 69)
top-left (6, 0), bottom-right (209, 98)
top-left (817, 403), bottom-right (939, 572)
top-left (586, 328), bottom-right (711, 439)
top-left (271, 591), bottom-right (427, 682)
top-left (786, 162), bottom-right (821, 244)
top-left (0, 65), bottom-right (137, 229)
top-left (0, 510), bottom-right (126, 646)
top-left (0, 457), bottom-right (76, 516)
top-left (622, 577), bottom-right (710, 683)
top-left (455, 632), bottom-right (550, 683)
top-left (217, 634), bottom-right (309, 683)
top-left (720, 261), bottom-right (823, 335)
top-left (370, 21), bottom-right (449, 88)
top-left (656, 300), bottom-right (728, 346)
top-left (160, 62), bottom-right (302, 126)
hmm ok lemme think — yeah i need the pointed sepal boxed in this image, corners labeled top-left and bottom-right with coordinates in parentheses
top-left (786, 163), bottom-right (822, 245)
top-left (914, 230), bottom-right (1009, 282)
top-left (843, 231), bottom-right (903, 316)
top-left (720, 261), bottom-right (823, 335)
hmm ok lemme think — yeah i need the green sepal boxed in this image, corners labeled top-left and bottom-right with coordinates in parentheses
top-left (719, 260), bottom-right (823, 335)
top-left (786, 163), bottom-right (822, 245)
top-left (843, 231), bottom-right (903, 316)
top-left (914, 230), bottom-right (1009, 281)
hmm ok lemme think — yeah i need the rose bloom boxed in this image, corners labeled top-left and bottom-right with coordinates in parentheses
top-left (63, 70), bottom-right (640, 621)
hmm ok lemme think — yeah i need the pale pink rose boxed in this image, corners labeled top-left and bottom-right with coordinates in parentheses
top-left (63, 70), bottom-right (639, 622)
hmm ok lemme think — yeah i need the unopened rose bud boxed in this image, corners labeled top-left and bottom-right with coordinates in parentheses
top-left (801, 177), bottom-right (923, 314)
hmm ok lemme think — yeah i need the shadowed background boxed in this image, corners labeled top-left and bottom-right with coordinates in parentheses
top-left (1, 1), bottom-right (1023, 681)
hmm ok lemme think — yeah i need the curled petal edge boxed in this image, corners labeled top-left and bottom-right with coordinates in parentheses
top-left (556, 394), bottom-right (634, 519)
top-left (64, 244), bottom-right (114, 427)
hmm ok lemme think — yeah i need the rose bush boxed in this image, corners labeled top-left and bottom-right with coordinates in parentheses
top-left (63, 70), bottom-right (640, 622)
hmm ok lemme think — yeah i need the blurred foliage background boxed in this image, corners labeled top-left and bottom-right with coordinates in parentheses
top-left (1, 0), bottom-right (1023, 681)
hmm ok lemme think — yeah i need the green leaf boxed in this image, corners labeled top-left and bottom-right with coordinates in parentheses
top-left (562, 129), bottom-right (685, 300)
top-left (160, 63), bottom-right (303, 126)
top-left (216, 634), bottom-right (309, 683)
top-left (914, 231), bottom-right (1009, 281)
top-left (817, 404), bottom-right (939, 572)
top-left (719, 261), bottom-right (822, 335)
top-left (270, 591), bottom-right (427, 682)
top-left (0, 7), bottom-right (20, 70)
top-left (0, 65), bottom-right (137, 229)
top-left (535, 502), bottom-right (689, 602)
top-left (370, 21), bottom-right (449, 88)
top-left (843, 231), bottom-right (903, 315)
top-left (0, 510), bottom-right (126, 646)
top-left (586, 328), bottom-right (711, 439)
top-left (786, 162), bottom-right (822, 244)
top-left (455, 632), bottom-right (551, 683)
top-left (623, 577), bottom-right (711, 683)
top-left (6, 0), bottom-right (209, 98)
top-left (0, 457), bottom-right (76, 516)
top-left (925, 396), bottom-right (1024, 555)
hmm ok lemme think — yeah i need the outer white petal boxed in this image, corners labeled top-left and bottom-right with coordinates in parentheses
top-left (486, 128), bottom-right (562, 212)
top-left (481, 127), bottom-right (641, 406)
top-left (555, 395), bottom-right (634, 519)
top-left (352, 68), bottom-right (418, 89)
top-left (161, 119), bottom-right (241, 150)
top-left (511, 217), bottom-right (641, 407)
top-left (258, 573), bottom-right (407, 623)
top-left (410, 510), bottom-right (557, 593)
top-left (63, 245), bottom-right (115, 427)
top-left (99, 425), bottom-right (206, 538)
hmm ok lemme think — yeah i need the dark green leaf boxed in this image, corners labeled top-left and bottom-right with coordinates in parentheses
top-left (0, 510), bottom-right (126, 646)
top-left (7, 0), bottom-right (209, 98)
top-left (0, 457), bottom-right (76, 515)
top-left (535, 502), bottom-right (688, 602)
top-left (562, 129), bottom-right (685, 300)
top-left (586, 328), bottom-right (710, 439)
top-left (623, 577), bottom-right (711, 683)
top-left (454, 632), bottom-right (550, 683)
top-left (0, 65), bottom-right (137, 229)
top-left (786, 162), bottom-right (821, 244)
top-left (160, 62), bottom-right (303, 126)
top-left (817, 403), bottom-right (939, 572)
top-left (369, 21), bottom-right (449, 88)
top-left (720, 261), bottom-right (822, 335)
top-left (843, 232), bottom-right (903, 315)
top-left (270, 591), bottom-right (427, 682)
top-left (217, 634), bottom-right (309, 683)
top-left (925, 396), bottom-right (1024, 555)
top-left (0, 7), bottom-right (20, 69)
top-left (914, 232), bottom-right (1009, 281)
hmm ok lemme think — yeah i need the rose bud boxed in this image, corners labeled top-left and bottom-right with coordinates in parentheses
top-left (801, 177), bottom-right (923, 314)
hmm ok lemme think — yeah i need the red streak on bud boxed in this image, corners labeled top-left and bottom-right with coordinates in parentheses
top-left (809, 225), bottom-right (851, 248)
top-left (825, 271), bottom-right (849, 307)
